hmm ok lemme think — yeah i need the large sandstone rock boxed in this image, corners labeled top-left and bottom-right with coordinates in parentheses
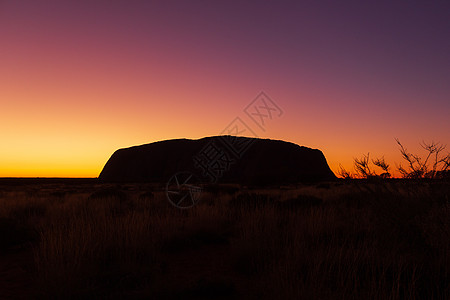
top-left (99, 136), bottom-right (336, 184)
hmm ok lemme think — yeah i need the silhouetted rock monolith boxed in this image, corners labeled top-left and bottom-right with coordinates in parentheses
top-left (99, 136), bottom-right (336, 184)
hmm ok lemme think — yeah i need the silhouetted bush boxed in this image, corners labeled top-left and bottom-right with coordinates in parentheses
top-left (396, 138), bottom-right (450, 179)
top-left (338, 138), bottom-right (450, 179)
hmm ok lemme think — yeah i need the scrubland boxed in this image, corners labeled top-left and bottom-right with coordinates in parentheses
top-left (0, 179), bottom-right (448, 299)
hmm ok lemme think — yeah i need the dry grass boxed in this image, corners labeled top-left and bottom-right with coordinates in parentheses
top-left (0, 180), bottom-right (448, 299)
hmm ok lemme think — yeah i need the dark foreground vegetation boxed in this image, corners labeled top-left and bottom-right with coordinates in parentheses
top-left (0, 179), bottom-right (449, 299)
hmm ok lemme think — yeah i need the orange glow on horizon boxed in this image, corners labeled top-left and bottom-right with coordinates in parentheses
top-left (1, 2), bottom-right (449, 178)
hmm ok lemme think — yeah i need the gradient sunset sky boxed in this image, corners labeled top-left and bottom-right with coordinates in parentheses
top-left (1, 1), bottom-right (449, 177)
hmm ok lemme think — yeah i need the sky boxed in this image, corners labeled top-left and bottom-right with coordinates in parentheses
top-left (1, 0), bottom-right (449, 178)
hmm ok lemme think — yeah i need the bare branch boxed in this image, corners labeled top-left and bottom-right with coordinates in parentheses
top-left (396, 138), bottom-right (449, 179)
top-left (354, 153), bottom-right (374, 178)
top-left (372, 156), bottom-right (390, 172)
top-left (337, 164), bottom-right (353, 179)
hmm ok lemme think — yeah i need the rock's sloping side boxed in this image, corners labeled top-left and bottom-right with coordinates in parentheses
top-left (98, 136), bottom-right (336, 184)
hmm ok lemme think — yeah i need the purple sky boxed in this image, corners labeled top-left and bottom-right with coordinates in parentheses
top-left (1, 0), bottom-right (449, 176)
